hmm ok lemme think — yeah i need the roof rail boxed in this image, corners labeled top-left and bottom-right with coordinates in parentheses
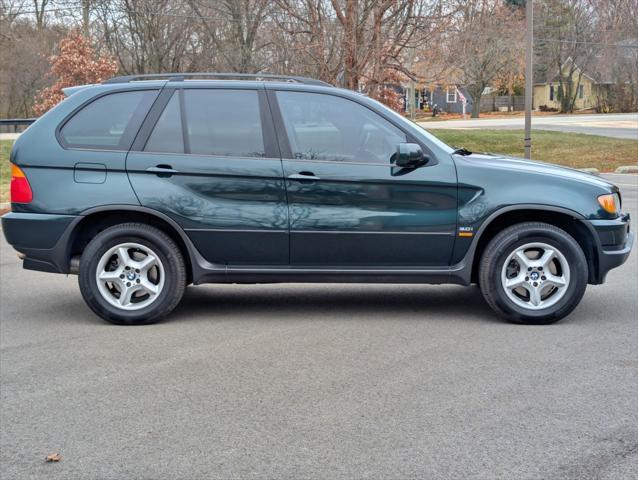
top-left (103, 72), bottom-right (332, 87)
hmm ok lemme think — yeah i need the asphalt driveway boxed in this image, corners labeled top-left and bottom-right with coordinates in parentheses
top-left (1, 174), bottom-right (636, 480)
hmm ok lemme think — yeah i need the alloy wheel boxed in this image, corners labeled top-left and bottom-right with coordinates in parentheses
top-left (500, 242), bottom-right (570, 311)
top-left (95, 242), bottom-right (165, 310)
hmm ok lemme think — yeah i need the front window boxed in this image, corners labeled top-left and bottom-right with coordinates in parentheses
top-left (363, 95), bottom-right (453, 154)
top-left (276, 91), bottom-right (407, 163)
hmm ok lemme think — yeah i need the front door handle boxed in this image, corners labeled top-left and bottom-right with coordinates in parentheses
top-left (288, 172), bottom-right (320, 181)
top-left (146, 165), bottom-right (179, 175)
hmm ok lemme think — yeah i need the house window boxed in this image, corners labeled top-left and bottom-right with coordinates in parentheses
top-left (578, 84), bottom-right (584, 99)
top-left (549, 85), bottom-right (554, 101)
top-left (446, 87), bottom-right (457, 103)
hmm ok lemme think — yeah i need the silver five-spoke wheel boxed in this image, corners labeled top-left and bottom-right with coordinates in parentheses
top-left (96, 242), bottom-right (165, 310)
top-left (500, 242), bottom-right (570, 310)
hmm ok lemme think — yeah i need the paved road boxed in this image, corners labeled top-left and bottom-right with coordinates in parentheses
top-left (419, 113), bottom-right (638, 139)
top-left (1, 175), bottom-right (637, 480)
top-left (0, 133), bottom-right (21, 141)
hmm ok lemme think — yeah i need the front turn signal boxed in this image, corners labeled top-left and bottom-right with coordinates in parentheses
top-left (598, 193), bottom-right (620, 215)
top-left (10, 164), bottom-right (33, 203)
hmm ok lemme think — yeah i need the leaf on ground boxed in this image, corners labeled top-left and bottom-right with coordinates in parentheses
top-left (45, 453), bottom-right (61, 462)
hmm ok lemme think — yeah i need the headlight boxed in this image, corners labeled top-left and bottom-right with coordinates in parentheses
top-left (598, 193), bottom-right (621, 215)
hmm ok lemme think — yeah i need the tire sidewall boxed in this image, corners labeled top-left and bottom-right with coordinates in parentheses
top-left (79, 225), bottom-right (184, 324)
top-left (485, 226), bottom-right (587, 323)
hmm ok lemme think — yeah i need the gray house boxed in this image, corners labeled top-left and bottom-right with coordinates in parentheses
top-left (402, 84), bottom-right (473, 114)
top-left (427, 85), bottom-right (473, 114)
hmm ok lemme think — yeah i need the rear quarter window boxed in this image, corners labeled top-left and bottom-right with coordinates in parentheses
top-left (59, 90), bottom-right (157, 150)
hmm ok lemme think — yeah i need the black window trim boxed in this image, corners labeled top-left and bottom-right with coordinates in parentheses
top-left (178, 89), bottom-right (191, 153)
top-left (268, 88), bottom-right (438, 167)
top-left (55, 87), bottom-right (161, 152)
top-left (132, 88), bottom-right (187, 154)
top-left (132, 85), bottom-right (279, 160)
top-left (130, 87), bottom-right (175, 152)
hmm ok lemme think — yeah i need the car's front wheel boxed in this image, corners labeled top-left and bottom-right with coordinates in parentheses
top-left (78, 223), bottom-right (186, 325)
top-left (479, 222), bottom-right (588, 324)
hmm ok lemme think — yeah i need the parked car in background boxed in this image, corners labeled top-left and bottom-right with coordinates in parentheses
top-left (2, 73), bottom-right (633, 325)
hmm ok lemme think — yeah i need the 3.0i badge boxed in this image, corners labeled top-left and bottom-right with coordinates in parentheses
top-left (458, 226), bottom-right (474, 238)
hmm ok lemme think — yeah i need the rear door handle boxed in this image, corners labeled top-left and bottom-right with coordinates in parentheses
top-left (146, 165), bottom-right (179, 175)
top-left (288, 172), bottom-right (320, 181)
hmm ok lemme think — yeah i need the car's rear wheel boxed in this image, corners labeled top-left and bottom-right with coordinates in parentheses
top-left (479, 222), bottom-right (588, 324)
top-left (79, 223), bottom-right (186, 325)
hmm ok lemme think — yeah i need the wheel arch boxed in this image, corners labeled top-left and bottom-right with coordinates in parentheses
top-left (68, 206), bottom-right (196, 284)
top-left (469, 205), bottom-right (599, 284)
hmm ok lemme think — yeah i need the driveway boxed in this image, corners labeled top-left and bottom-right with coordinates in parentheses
top-left (1, 174), bottom-right (637, 479)
top-left (419, 113), bottom-right (638, 139)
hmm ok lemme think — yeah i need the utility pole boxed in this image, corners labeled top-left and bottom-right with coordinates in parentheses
top-left (408, 46), bottom-right (417, 121)
top-left (524, 0), bottom-right (533, 159)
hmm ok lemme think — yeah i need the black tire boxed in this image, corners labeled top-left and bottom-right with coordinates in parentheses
top-left (479, 222), bottom-right (588, 324)
top-left (78, 223), bottom-right (186, 325)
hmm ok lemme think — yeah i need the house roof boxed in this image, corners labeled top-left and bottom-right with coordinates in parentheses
top-left (411, 58), bottom-right (465, 86)
top-left (534, 57), bottom-right (598, 85)
top-left (535, 43), bottom-right (637, 85)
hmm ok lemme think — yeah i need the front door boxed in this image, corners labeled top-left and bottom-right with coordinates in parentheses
top-left (127, 86), bottom-right (288, 265)
top-left (272, 89), bottom-right (458, 267)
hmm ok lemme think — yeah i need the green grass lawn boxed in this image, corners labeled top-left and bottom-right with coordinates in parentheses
top-left (1, 129), bottom-right (636, 203)
top-left (1, 140), bottom-right (12, 203)
top-left (430, 129), bottom-right (638, 172)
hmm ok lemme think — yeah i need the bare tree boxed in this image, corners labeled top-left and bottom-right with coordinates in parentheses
top-left (32, 0), bottom-right (49, 30)
top-left (272, 1), bottom-right (342, 82)
top-left (445, 0), bottom-right (524, 118)
top-left (275, 0), bottom-right (449, 101)
top-left (3, 0), bottom-right (633, 118)
top-left (0, 0), bottom-right (29, 31)
top-left (586, 0), bottom-right (638, 112)
top-left (93, 0), bottom-right (199, 74)
top-left (81, 0), bottom-right (90, 35)
top-left (535, 0), bottom-right (597, 113)
top-left (187, 0), bottom-right (271, 73)
top-left (0, 1), bottom-right (63, 117)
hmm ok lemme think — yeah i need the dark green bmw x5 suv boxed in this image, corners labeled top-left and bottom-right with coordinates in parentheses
top-left (2, 73), bottom-right (633, 325)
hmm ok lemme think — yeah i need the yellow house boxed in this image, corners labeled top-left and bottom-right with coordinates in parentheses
top-left (533, 58), bottom-right (610, 111)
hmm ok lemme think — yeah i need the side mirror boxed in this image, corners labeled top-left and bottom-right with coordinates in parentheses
top-left (394, 143), bottom-right (428, 168)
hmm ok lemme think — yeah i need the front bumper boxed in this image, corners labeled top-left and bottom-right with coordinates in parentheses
top-left (1, 211), bottom-right (79, 274)
top-left (587, 213), bottom-right (633, 284)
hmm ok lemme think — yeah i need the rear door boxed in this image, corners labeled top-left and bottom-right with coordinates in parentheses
top-left (127, 85), bottom-right (288, 265)
top-left (271, 89), bottom-right (458, 267)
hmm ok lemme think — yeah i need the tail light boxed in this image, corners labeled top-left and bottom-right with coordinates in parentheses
top-left (10, 164), bottom-right (33, 203)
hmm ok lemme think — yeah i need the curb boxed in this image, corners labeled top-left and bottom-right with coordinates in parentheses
top-left (578, 168), bottom-right (600, 176)
top-left (614, 165), bottom-right (638, 174)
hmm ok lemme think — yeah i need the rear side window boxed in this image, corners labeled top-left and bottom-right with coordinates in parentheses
top-left (182, 89), bottom-right (265, 157)
top-left (60, 90), bottom-right (157, 150)
top-left (144, 91), bottom-right (184, 154)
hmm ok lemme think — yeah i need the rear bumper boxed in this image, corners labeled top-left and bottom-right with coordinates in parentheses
top-left (1, 211), bottom-right (79, 274)
top-left (587, 213), bottom-right (633, 284)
